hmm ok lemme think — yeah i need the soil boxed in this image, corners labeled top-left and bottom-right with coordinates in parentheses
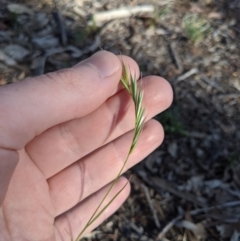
top-left (0, 0), bottom-right (240, 240)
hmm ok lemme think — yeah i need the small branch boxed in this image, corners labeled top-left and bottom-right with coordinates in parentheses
top-left (190, 200), bottom-right (240, 215)
top-left (176, 68), bottom-right (198, 82)
top-left (141, 184), bottom-right (161, 229)
top-left (32, 46), bottom-right (81, 75)
top-left (31, 36), bottom-right (100, 75)
top-left (125, 218), bottom-right (144, 235)
top-left (150, 177), bottom-right (207, 206)
top-left (52, 7), bottom-right (68, 45)
top-left (157, 215), bottom-right (182, 240)
top-left (156, 200), bottom-right (240, 240)
top-left (201, 76), bottom-right (223, 92)
top-left (169, 42), bottom-right (183, 73)
top-left (217, 93), bottom-right (240, 99)
top-left (90, 5), bottom-right (154, 26)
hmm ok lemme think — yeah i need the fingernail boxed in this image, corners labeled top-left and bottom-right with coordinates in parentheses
top-left (84, 51), bottom-right (120, 78)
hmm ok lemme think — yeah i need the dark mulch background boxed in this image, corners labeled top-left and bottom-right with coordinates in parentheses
top-left (0, 0), bottom-right (240, 240)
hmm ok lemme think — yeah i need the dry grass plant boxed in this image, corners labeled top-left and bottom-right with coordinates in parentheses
top-left (184, 14), bottom-right (210, 45)
top-left (73, 63), bottom-right (145, 241)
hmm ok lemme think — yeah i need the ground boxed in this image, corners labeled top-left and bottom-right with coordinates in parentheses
top-left (0, 0), bottom-right (240, 240)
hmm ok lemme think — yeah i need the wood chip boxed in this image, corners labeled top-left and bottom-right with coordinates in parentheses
top-left (7, 3), bottom-right (33, 15)
top-left (177, 68), bottom-right (199, 82)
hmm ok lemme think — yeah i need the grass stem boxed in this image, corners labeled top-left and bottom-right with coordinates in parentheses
top-left (73, 62), bottom-right (145, 241)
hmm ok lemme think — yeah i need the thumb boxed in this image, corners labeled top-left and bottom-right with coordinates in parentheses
top-left (0, 51), bottom-right (122, 150)
top-left (0, 149), bottom-right (18, 206)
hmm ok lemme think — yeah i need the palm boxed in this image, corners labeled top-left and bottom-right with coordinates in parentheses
top-left (2, 149), bottom-right (56, 240)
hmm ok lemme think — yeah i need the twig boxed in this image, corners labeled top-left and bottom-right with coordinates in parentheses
top-left (134, 167), bottom-right (206, 206)
top-left (32, 36), bottom-right (101, 75)
top-left (150, 177), bottom-right (207, 206)
top-left (217, 93), bottom-right (240, 99)
top-left (176, 68), bottom-right (198, 82)
top-left (169, 42), bottom-right (183, 73)
top-left (141, 184), bottom-right (161, 229)
top-left (90, 5), bottom-right (154, 26)
top-left (52, 7), bottom-right (68, 45)
top-left (191, 201), bottom-right (240, 215)
top-left (32, 46), bottom-right (80, 75)
top-left (144, 151), bottom-right (162, 173)
top-left (201, 76), bottom-right (223, 92)
top-left (156, 200), bottom-right (240, 240)
top-left (157, 215), bottom-right (182, 240)
top-left (125, 219), bottom-right (144, 235)
top-left (81, 36), bottom-right (101, 53)
top-left (183, 131), bottom-right (206, 139)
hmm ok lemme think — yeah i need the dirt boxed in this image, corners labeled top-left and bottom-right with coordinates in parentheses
top-left (0, 0), bottom-right (240, 240)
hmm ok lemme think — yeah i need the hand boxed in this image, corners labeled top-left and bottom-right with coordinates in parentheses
top-left (0, 51), bottom-right (173, 241)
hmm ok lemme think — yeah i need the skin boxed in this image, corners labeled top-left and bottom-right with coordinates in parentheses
top-left (0, 51), bottom-right (173, 241)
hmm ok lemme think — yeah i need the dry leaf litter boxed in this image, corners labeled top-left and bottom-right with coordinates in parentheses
top-left (0, 0), bottom-right (240, 240)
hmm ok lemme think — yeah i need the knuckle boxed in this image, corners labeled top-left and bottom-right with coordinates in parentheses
top-left (44, 68), bottom-right (81, 91)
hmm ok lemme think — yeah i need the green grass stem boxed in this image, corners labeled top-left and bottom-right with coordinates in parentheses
top-left (73, 62), bottom-right (145, 241)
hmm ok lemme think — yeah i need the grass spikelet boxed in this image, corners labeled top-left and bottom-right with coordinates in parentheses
top-left (120, 63), bottom-right (145, 154)
top-left (73, 62), bottom-right (145, 241)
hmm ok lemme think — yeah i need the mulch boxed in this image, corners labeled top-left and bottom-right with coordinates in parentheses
top-left (0, 0), bottom-right (240, 240)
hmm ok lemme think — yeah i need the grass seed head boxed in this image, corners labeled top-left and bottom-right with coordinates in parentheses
top-left (74, 62), bottom-right (145, 241)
